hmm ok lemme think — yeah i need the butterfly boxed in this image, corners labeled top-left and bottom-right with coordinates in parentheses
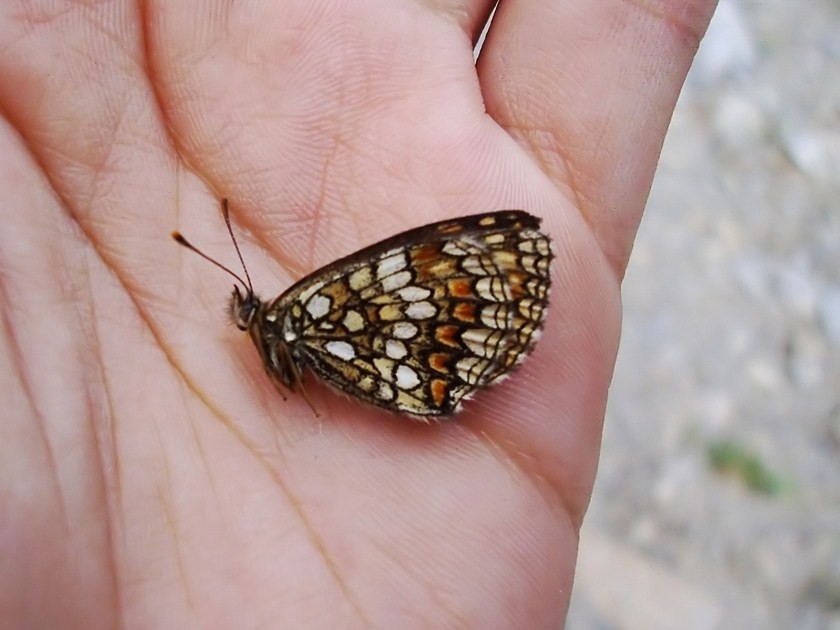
top-left (173, 199), bottom-right (552, 418)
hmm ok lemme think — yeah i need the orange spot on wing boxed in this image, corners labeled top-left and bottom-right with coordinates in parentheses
top-left (435, 325), bottom-right (460, 347)
top-left (411, 244), bottom-right (442, 265)
top-left (453, 302), bottom-right (476, 322)
top-left (506, 270), bottom-right (527, 299)
top-left (431, 379), bottom-right (448, 407)
top-left (438, 223), bottom-right (464, 235)
top-left (428, 353), bottom-right (449, 373)
top-left (448, 278), bottom-right (472, 297)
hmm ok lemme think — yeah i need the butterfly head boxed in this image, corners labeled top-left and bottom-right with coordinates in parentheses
top-left (174, 198), bottom-right (261, 331)
top-left (230, 285), bottom-right (262, 331)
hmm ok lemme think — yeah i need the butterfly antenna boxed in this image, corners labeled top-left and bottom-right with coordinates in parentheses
top-left (221, 198), bottom-right (254, 294)
top-left (172, 199), bottom-right (254, 294)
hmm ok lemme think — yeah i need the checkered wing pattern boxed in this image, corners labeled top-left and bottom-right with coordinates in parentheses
top-left (265, 211), bottom-right (553, 417)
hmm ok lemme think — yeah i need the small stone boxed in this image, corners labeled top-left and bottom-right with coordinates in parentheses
top-left (712, 93), bottom-right (767, 146)
top-left (780, 126), bottom-right (840, 183)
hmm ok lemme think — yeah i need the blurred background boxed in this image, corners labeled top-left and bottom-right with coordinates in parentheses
top-left (566, 0), bottom-right (840, 628)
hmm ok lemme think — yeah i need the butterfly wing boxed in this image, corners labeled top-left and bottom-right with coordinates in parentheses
top-left (269, 211), bottom-right (553, 417)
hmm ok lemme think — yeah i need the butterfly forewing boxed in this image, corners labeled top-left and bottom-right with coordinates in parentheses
top-left (262, 211), bottom-right (553, 417)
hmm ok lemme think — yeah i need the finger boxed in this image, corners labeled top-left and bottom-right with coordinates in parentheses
top-left (0, 4), bottom-right (276, 420)
top-left (477, 0), bottom-right (716, 276)
top-left (434, 0), bottom-right (498, 44)
top-left (144, 1), bottom-right (500, 272)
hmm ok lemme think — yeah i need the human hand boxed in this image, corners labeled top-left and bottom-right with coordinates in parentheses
top-left (0, 1), bottom-right (715, 626)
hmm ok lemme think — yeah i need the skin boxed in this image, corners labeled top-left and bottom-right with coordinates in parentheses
top-left (0, 1), bottom-right (716, 628)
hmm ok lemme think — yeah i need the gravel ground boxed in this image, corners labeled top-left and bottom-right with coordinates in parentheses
top-left (567, 1), bottom-right (840, 628)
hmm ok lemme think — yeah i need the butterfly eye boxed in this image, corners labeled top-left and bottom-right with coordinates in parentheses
top-left (230, 285), bottom-right (258, 331)
top-left (234, 311), bottom-right (251, 331)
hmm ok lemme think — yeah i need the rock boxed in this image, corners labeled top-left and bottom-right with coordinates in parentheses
top-left (780, 125), bottom-right (840, 183)
top-left (712, 93), bottom-right (767, 146)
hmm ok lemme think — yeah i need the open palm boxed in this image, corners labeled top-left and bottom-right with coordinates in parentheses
top-left (0, 1), bottom-right (714, 627)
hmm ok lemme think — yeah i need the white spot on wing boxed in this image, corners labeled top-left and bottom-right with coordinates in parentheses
top-left (297, 283), bottom-right (323, 304)
top-left (392, 322), bottom-right (418, 339)
top-left (461, 329), bottom-right (500, 358)
top-left (405, 301), bottom-right (436, 320)
top-left (395, 365), bottom-right (420, 390)
top-left (381, 270), bottom-right (411, 292)
top-left (398, 286), bottom-right (431, 302)
top-left (456, 356), bottom-right (487, 385)
top-left (476, 277), bottom-right (510, 301)
top-left (442, 242), bottom-right (468, 256)
top-left (462, 255), bottom-right (490, 276)
top-left (376, 252), bottom-right (407, 279)
top-left (385, 339), bottom-right (407, 359)
top-left (325, 340), bottom-right (356, 361)
top-left (306, 294), bottom-right (331, 319)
